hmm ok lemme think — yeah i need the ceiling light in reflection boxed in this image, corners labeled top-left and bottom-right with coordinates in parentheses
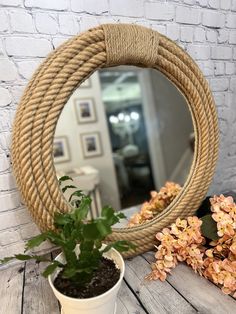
top-left (118, 113), bottom-right (125, 121)
top-left (130, 111), bottom-right (139, 120)
top-left (109, 115), bottom-right (119, 124)
top-left (124, 115), bottom-right (130, 122)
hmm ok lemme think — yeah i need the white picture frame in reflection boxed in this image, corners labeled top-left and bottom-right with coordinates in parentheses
top-left (74, 98), bottom-right (97, 124)
top-left (80, 132), bottom-right (103, 158)
top-left (53, 136), bottom-right (70, 163)
top-left (80, 77), bottom-right (91, 88)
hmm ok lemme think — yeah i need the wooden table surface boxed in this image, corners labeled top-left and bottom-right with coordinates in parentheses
top-left (1, 250), bottom-right (236, 314)
top-left (1, 206), bottom-right (236, 314)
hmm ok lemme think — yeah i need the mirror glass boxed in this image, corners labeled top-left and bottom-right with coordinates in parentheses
top-left (54, 66), bottom-right (194, 227)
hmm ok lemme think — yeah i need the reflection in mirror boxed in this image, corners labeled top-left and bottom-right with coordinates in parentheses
top-left (54, 67), bottom-right (194, 227)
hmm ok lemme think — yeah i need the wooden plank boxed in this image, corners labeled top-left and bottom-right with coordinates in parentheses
top-left (168, 264), bottom-right (236, 314)
top-left (116, 280), bottom-right (147, 314)
top-left (124, 255), bottom-right (197, 314)
top-left (144, 252), bottom-right (236, 314)
top-left (22, 254), bottom-right (60, 314)
top-left (0, 263), bottom-right (24, 314)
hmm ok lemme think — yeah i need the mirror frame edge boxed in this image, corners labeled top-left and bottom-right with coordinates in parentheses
top-left (11, 24), bottom-right (219, 257)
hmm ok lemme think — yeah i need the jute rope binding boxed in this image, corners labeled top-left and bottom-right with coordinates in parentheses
top-left (11, 24), bottom-right (219, 257)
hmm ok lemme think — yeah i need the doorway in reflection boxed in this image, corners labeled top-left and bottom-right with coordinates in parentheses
top-left (99, 69), bottom-right (155, 209)
top-left (54, 66), bottom-right (194, 216)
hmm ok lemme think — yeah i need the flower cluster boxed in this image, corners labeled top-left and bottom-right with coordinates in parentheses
top-left (146, 216), bottom-right (205, 281)
top-left (128, 182), bottom-right (181, 227)
top-left (203, 195), bottom-right (236, 296)
top-left (147, 194), bottom-right (236, 298)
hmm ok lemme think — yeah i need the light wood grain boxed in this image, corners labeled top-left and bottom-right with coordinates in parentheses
top-left (22, 255), bottom-right (60, 314)
top-left (125, 255), bottom-right (197, 314)
top-left (2, 247), bottom-right (236, 314)
top-left (144, 252), bottom-right (236, 314)
top-left (117, 280), bottom-right (147, 314)
top-left (0, 264), bottom-right (24, 314)
top-left (168, 264), bottom-right (236, 314)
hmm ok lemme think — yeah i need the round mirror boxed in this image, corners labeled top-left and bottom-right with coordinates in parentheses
top-left (12, 24), bottom-right (218, 256)
top-left (54, 66), bottom-right (194, 228)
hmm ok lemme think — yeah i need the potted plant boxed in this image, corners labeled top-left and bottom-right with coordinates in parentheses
top-left (1, 176), bottom-right (135, 314)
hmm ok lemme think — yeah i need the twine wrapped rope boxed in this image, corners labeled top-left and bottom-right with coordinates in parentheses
top-left (11, 24), bottom-right (219, 257)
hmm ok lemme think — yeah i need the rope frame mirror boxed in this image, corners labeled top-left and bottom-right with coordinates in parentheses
top-left (11, 24), bottom-right (219, 257)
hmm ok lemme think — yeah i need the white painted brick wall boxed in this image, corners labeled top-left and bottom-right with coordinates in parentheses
top-left (226, 13), bottom-right (236, 28)
top-left (180, 26), bottom-right (194, 42)
top-left (5, 37), bottom-right (52, 57)
top-left (16, 60), bottom-right (41, 80)
top-left (214, 62), bottom-right (225, 76)
top-left (218, 29), bottom-right (229, 43)
top-left (0, 58), bottom-right (18, 81)
top-left (0, 0), bottom-right (236, 261)
top-left (145, 2), bottom-right (174, 21)
top-left (71, 0), bottom-right (109, 15)
top-left (208, 0), bottom-right (220, 10)
top-left (176, 7), bottom-right (201, 25)
top-left (58, 14), bottom-right (79, 35)
top-left (202, 10), bottom-right (225, 28)
top-left (166, 24), bottom-right (180, 41)
top-left (25, 0), bottom-right (68, 11)
top-left (220, 0), bottom-right (231, 10)
top-left (229, 31), bottom-right (236, 44)
top-left (111, 0), bottom-right (143, 18)
top-left (9, 10), bottom-right (35, 33)
top-left (0, 0), bottom-right (22, 6)
top-left (0, 87), bottom-right (12, 106)
top-left (194, 27), bottom-right (206, 42)
top-left (0, 10), bottom-right (9, 32)
top-left (187, 45), bottom-right (211, 60)
top-left (35, 12), bottom-right (58, 35)
top-left (211, 46), bottom-right (232, 60)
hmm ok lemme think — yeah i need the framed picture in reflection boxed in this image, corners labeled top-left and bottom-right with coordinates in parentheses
top-left (53, 136), bottom-right (70, 163)
top-left (74, 98), bottom-right (97, 124)
top-left (80, 132), bottom-right (103, 158)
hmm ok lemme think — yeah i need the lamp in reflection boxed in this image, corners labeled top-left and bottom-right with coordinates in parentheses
top-left (109, 111), bottom-right (140, 144)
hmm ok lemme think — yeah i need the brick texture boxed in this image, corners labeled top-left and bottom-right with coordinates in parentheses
top-left (0, 0), bottom-right (236, 260)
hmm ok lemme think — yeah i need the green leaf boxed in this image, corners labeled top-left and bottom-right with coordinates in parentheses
top-left (54, 213), bottom-right (72, 227)
top-left (15, 254), bottom-right (36, 261)
top-left (201, 214), bottom-right (219, 241)
top-left (95, 240), bottom-right (102, 249)
top-left (46, 231), bottom-right (66, 247)
top-left (1, 254), bottom-right (52, 264)
top-left (42, 261), bottom-right (62, 277)
top-left (116, 212), bottom-right (126, 219)
top-left (61, 185), bottom-right (77, 193)
top-left (69, 190), bottom-right (84, 203)
top-left (73, 196), bottom-right (91, 221)
top-left (80, 240), bottom-right (94, 252)
top-left (62, 267), bottom-right (77, 278)
top-left (101, 206), bottom-right (120, 226)
top-left (59, 176), bottom-right (73, 185)
top-left (96, 220), bottom-right (112, 238)
top-left (0, 256), bottom-right (15, 264)
top-left (25, 233), bottom-right (48, 250)
top-left (102, 241), bottom-right (136, 253)
top-left (83, 223), bottom-right (100, 240)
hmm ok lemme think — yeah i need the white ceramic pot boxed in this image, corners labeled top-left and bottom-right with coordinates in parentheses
top-left (48, 244), bottom-right (125, 314)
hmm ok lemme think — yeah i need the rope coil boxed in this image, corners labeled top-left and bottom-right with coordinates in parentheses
top-left (11, 24), bottom-right (219, 257)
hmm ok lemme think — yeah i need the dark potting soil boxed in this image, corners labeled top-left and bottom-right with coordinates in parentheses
top-left (54, 257), bottom-right (120, 299)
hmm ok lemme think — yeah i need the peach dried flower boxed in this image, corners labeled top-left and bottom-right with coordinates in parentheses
top-left (146, 193), bottom-right (236, 298)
